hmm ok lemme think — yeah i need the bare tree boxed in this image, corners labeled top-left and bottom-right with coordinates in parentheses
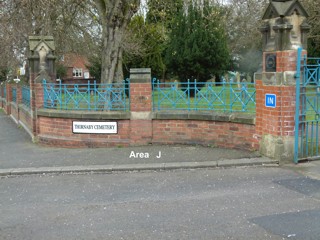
top-left (94, 0), bottom-right (140, 83)
top-left (0, 0), bottom-right (99, 80)
top-left (224, 0), bottom-right (268, 55)
top-left (300, 0), bottom-right (320, 55)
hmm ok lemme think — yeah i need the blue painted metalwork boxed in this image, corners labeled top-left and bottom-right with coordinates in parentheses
top-left (152, 79), bottom-right (256, 112)
top-left (294, 48), bottom-right (320, 162)
top-left (43, 80), bottom-right (130, 111)
top-left (294, 48), bottom-right (302, 163)
top-left (22, 86), bottom-right (31, 108)
top-left (12, 87), bottom-right (17, 103)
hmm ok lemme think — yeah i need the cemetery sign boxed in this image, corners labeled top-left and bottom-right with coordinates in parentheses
top-left (73, 121), bottom-right (118, 134)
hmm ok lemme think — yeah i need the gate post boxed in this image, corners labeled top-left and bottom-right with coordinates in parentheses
top-left (5, 81), bottom-right (11, 115)
top-left (28, 36), bottom-right (55, 139)
top-left (129, 68), bottom-right (153, 145)
top-left (256, 0), bottom-right (309, 163)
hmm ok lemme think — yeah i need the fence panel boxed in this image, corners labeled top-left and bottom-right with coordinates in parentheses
top-left (22, 86), bottom-right (31, 108)
top-left (12, 87), bottom-right (17, 103)
top-left (152, 79), bottom-right (256, 113)
top-left (294, 48), bottom-right (320, 162)
top-left (43, 80), bottom-right (130, 111)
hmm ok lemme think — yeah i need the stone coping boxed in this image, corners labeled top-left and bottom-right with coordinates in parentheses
top-left (37, 108), bottom-right (131, 120)
top-left (37, 108), bottom-right (255, 125)
top-left (152, 111), bottom-right (255, 125)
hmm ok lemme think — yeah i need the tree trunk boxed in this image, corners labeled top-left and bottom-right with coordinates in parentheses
top-left (101, 25), bottom-right (124, 83)
top-left (96, 0), bottom-right (139, 84)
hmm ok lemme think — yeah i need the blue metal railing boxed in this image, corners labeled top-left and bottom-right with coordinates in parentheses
top-left (152, 79), bottom-right (256, 113)
top-left (43, 80), bottom-right (130, 111)
top-left (12, 87), bottom-right (17, 103)
top-left (22, 86), bottom-right (31, 108)
top-left (294, 48), bottom-right (320, 162)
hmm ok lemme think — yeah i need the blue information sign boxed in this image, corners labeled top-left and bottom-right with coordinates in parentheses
top-left (265, 94), bottom-right (276, 108)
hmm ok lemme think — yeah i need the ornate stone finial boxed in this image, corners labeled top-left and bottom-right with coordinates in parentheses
top-left (261, 0), bottom-right (310, 51)
top-left (38, 46), bottom-right (48, 71)
top-left (28, 36), bottom-right (56, 82)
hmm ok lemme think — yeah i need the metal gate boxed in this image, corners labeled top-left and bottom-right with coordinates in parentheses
top-left (294, 48), bottom-right (320, 163)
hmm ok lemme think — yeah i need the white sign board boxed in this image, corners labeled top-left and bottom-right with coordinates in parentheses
top-left (73, 121), bottom-right (117, 134)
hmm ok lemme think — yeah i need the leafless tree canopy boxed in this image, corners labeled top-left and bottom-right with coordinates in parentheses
top-left (0, 0), bottom-right (100, 74)
top-left (0, 0), bottom-right (319, 81)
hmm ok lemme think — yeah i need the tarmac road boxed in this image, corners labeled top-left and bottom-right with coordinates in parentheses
top-left (1, 167), bottom-right (320, 240)
top-left (1, 107), bottom-right (320, 239)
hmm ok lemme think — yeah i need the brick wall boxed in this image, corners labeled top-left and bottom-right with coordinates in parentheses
top-left (263, 50), bottom-right (307, 72)
top-left (0, 86), bottom-right (5, 108)
top-left (129, 69), bottom-right (153, 145)
top-left (0, 83), bottom-right (33, 138)
top-left (255, 80), bottom-right (296, 138)
top-left (33, 112), bottom-right (258, 151)
top-left (38, 116), bottom-right (131, 148)
top-left (10, 103), bottom-right (19, 122)
top-left (130, 83), bottom-right (152, 112)
top-left (152, 119), bottom-right (258, 150)
top-left (19, 107), bottom-right (33, 133)
top-left (5, 83), bottom-right (11, 115)
top-left (130, 120), bottom-right (153, 145)
top-left (0, 70), bottom-right (260, 152)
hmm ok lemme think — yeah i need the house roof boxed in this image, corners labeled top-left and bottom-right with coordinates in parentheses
top-left (61, 53), bottom-right (89, 69)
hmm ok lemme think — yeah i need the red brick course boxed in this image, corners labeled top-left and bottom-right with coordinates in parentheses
top-left (33, 115), bottom-right (258, 151)
top-left (19, 107), bottom-right (33, 132)
top-left (152, 120), bottom-right (258, 151)
top-left (255, 80), bottom-right (296, 138)
top-left (130, 120), bottom-right (153, 145)
top-left (130, 83), bottom-right (152, 112)
top-left (38, 117), bottom-right (131, 148)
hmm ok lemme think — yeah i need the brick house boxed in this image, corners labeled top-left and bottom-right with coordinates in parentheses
top-left (59, 53), bottom-right (95, 84)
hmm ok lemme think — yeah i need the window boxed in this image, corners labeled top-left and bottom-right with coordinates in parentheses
top-left (73, 68), bottom-right (82, 77)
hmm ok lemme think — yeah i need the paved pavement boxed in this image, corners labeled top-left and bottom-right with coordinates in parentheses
top-left (0, 110), bottom-right (279, 176)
